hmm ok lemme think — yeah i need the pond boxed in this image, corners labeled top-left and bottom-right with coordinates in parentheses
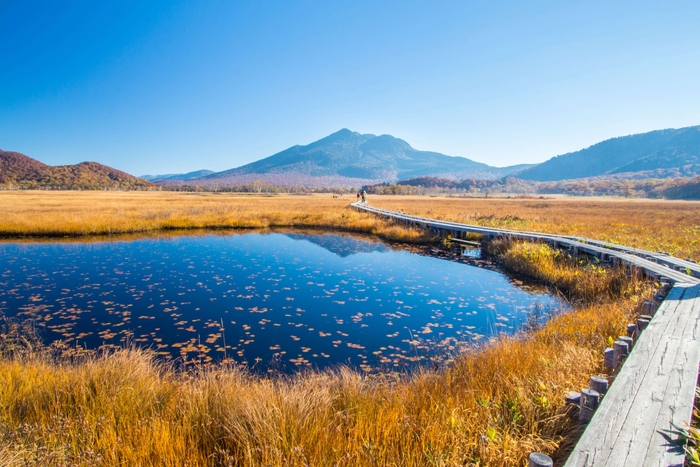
top-left (0, 232), bottom-right (566, 373)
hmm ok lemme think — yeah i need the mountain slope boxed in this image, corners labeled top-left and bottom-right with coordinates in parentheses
top-left (518, 126), bottom-right (700, 181)
top-left (0, 150), bottom-right (153, 189)
top-left (141, 170), bottom-right (214, 182)
top-left (198, 129), bottom-right (531, 186)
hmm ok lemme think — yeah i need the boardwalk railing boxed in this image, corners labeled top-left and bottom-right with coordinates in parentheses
top-left (352, 202), bottom-right (700, 466)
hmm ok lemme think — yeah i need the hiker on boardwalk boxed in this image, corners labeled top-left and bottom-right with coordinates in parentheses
top-left (356, 192), bottom-right (361, 202)
top-left (361, 190), bottom-right (366, 203)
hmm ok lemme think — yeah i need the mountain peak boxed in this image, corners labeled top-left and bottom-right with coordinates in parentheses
top-left (360, 134), bottom-right (413, 154)
top-left (321, 128), bottom-right (357, 141)
top-left (198, 129), bottom-right (520, 186)
top-left (331, 128), bottom-right (354, 137)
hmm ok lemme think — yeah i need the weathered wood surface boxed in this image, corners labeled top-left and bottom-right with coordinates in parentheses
top-left (563, 283), bottom-right (700, 467)
top-left (563, 237), bottom-right (700, 280)
top-left (351, 203), bottom-right (700, 285)
top-left (352, 203), bottom-right (700, 465)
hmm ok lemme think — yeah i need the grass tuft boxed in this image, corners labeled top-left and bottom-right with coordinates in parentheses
top-left (486, 237), bottom-right (647, 302)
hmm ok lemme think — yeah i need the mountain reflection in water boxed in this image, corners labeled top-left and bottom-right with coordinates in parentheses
top-left (0, 232), bottom-right (566, 373)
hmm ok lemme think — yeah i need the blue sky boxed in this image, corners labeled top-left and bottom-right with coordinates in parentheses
top-left (1, 0), bottom-right (699, 175)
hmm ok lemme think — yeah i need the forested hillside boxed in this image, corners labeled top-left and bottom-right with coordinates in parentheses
top-left (364, 175), bottom-right (700, 199)
top-left (0, 150), bottom-right (153, 190)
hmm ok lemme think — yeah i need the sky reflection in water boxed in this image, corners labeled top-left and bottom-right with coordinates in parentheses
top-left (0, 232), bottom-right (565, 373)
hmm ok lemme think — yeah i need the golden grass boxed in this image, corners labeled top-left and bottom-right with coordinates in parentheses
top-left (370, 195), bottom-right (700, 261)
top-left (486, 238), bottom-right (640, 302)
top-left (2, 191), bottom-right (698, 261)
top-left (0, 238), bottom-right (653, 466)
top-left (0, 191), bottom-right (432, 243)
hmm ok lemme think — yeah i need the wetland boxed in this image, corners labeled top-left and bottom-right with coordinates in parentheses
top-left (0, 193), bottom-right (657, 466)
top-left (0, 230), bottom-right (565, 372)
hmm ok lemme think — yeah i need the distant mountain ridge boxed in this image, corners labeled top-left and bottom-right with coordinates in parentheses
top-left (0, 150), bottom-right (153, 189)
top-left (517, 125), bottom-right (700, 181)
top-left (170, 129), bottom-right (534, 188)
top-left (141, 170), bottom-right (214, 182)
top-left (5, 125), bottom-right (700, 191)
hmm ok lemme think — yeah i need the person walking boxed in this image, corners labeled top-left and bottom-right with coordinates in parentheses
top-left (361, 190), bottom-right (366, 204)
top-left (356, 192), bottom-right (361, 202)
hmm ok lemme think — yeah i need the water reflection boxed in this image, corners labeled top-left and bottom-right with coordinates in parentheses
top-left (0, 232), bottom-right (565, 373)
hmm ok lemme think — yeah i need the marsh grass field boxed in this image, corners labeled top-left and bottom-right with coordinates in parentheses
top-left (0, 191), bottom-right (431, 243)
top-left (0, 191), bottom-right (690, 466)
top-left (1, 191), bottom-right (698, 260)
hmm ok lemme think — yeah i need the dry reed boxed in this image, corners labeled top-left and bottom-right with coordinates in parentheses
top-left (0, 192), bottom-right (432, 243)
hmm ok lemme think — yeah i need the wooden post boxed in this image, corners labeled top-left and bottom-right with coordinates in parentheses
top-left (590, 376), bottom-right (609, 396)
top-left (642, 301), bottom-right (654, 316)
top-left (619, 335), bottom-right (634, 351)
top-left (566, 391), bottom-right (581, 419)
top-left (529, 452), bottom-right (553, 467)
top-left (659, 278), bottom-right (671, 292)
top-left (637, 315), bottom-right (651, 331)
top-left (653, 294), bottom-right (665, 306)
top-left (613, 340), bottom-right (629, 371)
top-left (579, 388), bottom-right (601, 423)
top-left (627, 323), bottom-right (637, 338)
top-left (604, 348), bottom-right (614, 369)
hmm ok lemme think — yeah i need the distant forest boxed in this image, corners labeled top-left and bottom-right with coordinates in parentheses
top-left (149, 176), bottom-right (700, 200)
top-left (362, 176), bottom-right (700, 200)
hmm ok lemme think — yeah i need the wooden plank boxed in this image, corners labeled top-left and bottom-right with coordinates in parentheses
top-left (647, 284), bottom-right (700, 466)
top-left (575, 238), bottom-right (700, 278)
top-left (606, 285), bottom-right (700, 466)
top-left (562, 285), bottom-right (690, 467)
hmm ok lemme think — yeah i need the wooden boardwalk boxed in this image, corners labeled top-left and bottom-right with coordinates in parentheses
top-left (352, 202), bottom-right (700, 466)
top-left (565, 282), bottom-right (700, 467)
top-left (352, 203), bottom-right (700, 284)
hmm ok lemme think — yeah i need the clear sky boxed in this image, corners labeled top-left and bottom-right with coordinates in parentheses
top-left (1, 0), bottom-right (699, 175)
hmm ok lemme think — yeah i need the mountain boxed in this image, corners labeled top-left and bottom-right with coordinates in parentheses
top-left (517, 126), bottom-right (700, 181)
top-left (0, 150), bottom-right (153, 189)
top-left (283, 233), bottom-right (390, 257)
top-left (141, 170), bottom-right (214, 182)
top-left (170, 129), bottom-right (533, 188)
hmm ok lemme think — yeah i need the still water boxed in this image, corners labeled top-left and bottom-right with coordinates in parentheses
top-left (0, 232), bottom-right (564, 373)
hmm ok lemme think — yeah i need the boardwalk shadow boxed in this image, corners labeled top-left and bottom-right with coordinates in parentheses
top-left (658, 426), bottom-right (688, 467)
